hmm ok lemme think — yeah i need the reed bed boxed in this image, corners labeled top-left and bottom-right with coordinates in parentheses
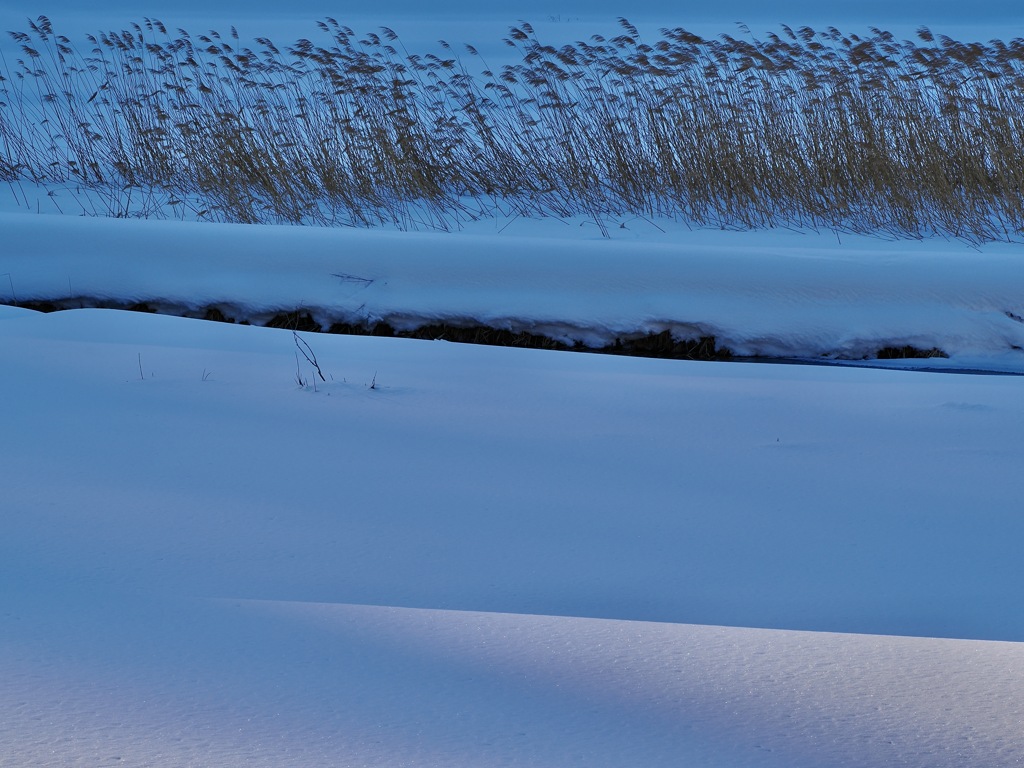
top-left (3, 15), bottom-right (1024, 240)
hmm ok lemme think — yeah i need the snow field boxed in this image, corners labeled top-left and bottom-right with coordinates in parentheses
top-left (3, 194), bottom-right (1024, 768)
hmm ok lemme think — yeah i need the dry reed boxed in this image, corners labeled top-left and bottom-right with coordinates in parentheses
top-left (3, 15), bottom-right (1024, 241)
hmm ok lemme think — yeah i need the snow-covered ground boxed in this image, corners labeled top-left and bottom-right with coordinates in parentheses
top-left (3, 1), bottom-right (1024, 766)
top-left (5, 210), bottom-right (1024, 767)
top-left (3, 294), bottom-right (1024, 767)
top-left (5, 211), bottom-right (1024, 371)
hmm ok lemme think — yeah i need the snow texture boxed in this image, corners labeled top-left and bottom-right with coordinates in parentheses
top-left (2, 300), bottom-right (1024, 766)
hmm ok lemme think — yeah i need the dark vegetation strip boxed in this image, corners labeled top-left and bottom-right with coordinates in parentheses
top-left (5, 297), bottom-right (952, 363)
top-left (4, 17), bottom-right (1024, 241)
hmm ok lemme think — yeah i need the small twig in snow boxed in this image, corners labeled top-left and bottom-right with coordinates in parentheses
top-left (331, 272), bottom-right (374, 286)
top-left (293, 331), bottom-right (325, 381)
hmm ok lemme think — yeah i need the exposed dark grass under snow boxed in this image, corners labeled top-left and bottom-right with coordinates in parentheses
top-left (12, 297), bottom-right (965, 365)
top-left (4, 16), bottom-right (1024, 240)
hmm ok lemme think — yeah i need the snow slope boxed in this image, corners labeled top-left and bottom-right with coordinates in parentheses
top-left (3, 597), bottom-right (1023, 768)
top-left (5, 213), bottom-right (1024, 371)
top-left (2, 297), bottom-right (1024, 766)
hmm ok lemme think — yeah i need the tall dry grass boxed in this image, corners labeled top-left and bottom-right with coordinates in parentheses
top-left (3, 16), bottom-right (1024, 240)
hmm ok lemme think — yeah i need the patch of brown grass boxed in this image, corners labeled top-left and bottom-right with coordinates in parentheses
top-left (4, 16), bottom-right (1024, 241)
